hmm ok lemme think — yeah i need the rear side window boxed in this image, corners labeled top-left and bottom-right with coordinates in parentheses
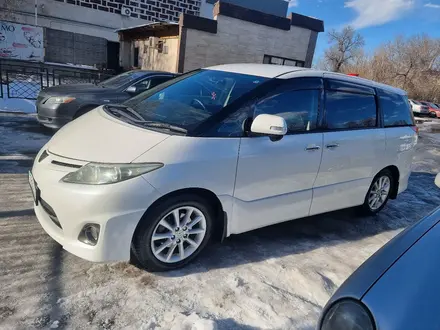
top-left (325, 91), bottom-right (377, 129)
top-left (379, 90), bottom-right (414, 127)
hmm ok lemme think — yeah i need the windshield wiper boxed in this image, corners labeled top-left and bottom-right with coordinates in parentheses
top-left (141, 121), bottom-right (188, 134)
top-left (105, 104), bottom-right (145, 121)
top-left (104, 105), bottom-right (187, 134)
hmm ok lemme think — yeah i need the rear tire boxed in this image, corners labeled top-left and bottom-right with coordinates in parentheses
top-left (132, 194), bottom-right (214, 272)
top-left (360, 169), bottom-right (394, 215)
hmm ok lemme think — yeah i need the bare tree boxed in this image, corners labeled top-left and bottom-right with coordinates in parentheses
top-left (324, 26), bottom-right (365, 72)
top-left (342, 34), bottom-right (440, 102)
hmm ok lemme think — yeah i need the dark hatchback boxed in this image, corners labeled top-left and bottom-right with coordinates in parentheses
top-left (36, 70), bottom-right (176, 129)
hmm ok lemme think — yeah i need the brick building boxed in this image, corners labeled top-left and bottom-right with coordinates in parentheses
top-left (53, 0), bottom-right (203, 22)
top-left (117, 1), bottom-right (324, 72)
top-left (0, 0), bottom-right (213, 68)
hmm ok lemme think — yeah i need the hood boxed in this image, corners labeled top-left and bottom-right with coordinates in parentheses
top-left (47, 107), bottom-right (169, 163)
top-left (362, 207), bottom-right (440, 329)
top-left (322, 206), bottom-right (440, 308)
top-left (41, 84), bottom-right (111, 96)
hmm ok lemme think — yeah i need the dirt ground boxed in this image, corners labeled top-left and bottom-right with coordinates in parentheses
top-left (1, 113), bottom-right (440, 330)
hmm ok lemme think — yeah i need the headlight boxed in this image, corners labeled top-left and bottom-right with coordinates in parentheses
top-left (46, 96), bottom-right (76, 104)
top-left (320, 299), bottom-right (375, 330)
top-left (61, 163), bottom-right (163, 185)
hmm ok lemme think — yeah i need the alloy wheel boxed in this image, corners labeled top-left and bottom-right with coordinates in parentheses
top-left (150, 206), bottom-right (207, 263)
top-left (368, 176), bottom-right (391, 211)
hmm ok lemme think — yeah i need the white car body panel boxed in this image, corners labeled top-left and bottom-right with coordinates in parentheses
top-left (47, 108), bottom-right (169, 162)
top-left (134, 135), bottom-right (241, 236)
top-left (207, 63), bottom-right (306, 78)
top-left (32, 148), bottom-right (161, 262)
top-left (384, 126), bottom-right (418, 193)
top-left (231, 134), bottom-right (323, 234)
top-left (30, 64), bottom-right (417, 263)
top-left (311, 129), bottom-right (386, 215)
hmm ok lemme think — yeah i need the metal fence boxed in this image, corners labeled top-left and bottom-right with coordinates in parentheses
top-left (0, 60), bottom-right (115, 100)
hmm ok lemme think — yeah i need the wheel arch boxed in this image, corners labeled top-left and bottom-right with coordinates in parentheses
top-left (379, 165), bottom-right (400, 199)
top-left (133, 187), bottom-right (228, 244)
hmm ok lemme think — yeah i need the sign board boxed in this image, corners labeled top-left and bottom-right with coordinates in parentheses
top-left (0, 21), bottom-right (44, 61)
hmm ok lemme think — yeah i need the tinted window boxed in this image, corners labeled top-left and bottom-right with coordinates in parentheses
top-left (213, 80), bottom-right (320, 137)
top-left (98, 71), bottom-right (146, 88)
top-left (379, 90), bottom-right (414, 127)
top-left (150, 76), bottom-right (173, 88)
top-left (325, 91), bottom-right (377, 129)
top-left (253, 89), bottom-right (319, 134)
top-left (123, 70), bottom-right (268, 132)
top-left (131, 76), bottom-right (173, 95)
top-left (327, 79), bottom-right (375, 95)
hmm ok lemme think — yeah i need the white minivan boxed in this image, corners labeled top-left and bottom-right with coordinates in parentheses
top-left (30, 64), bottom-right (417, 271)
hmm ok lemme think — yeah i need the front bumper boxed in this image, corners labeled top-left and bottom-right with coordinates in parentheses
top-left (37, 114), bottom-right (71, 129)
top-left (36, 99), bottom-right (77, 129)
top-left (31, 150), bottom-right (161, 262)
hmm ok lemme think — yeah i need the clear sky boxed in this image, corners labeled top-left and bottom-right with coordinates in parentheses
top-left (287, 0), bottom-right (440, 61)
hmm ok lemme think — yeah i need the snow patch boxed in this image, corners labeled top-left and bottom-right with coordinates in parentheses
top-left (0, 84), bottom-right (36, 113)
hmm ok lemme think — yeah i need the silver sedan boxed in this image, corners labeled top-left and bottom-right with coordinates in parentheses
top-left (318, 173), bottom-right (440, 330)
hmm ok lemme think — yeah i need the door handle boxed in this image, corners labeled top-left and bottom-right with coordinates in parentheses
top-left (326, 143), bottom-right (340, 149)
top-left (305, 145), bottom-right (321, 151)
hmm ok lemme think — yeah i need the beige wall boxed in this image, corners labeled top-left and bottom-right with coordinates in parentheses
top-left (136, 37), bottom-right (179, 73)
top-left (183, 15), bottom-right (312, 72)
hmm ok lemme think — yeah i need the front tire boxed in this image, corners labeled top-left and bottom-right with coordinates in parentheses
top-left (132, 194), bottom-right (214, 272)
top-left (361, 170), bottom-right (394, 215)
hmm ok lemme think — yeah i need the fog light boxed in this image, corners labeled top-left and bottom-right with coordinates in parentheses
top-left (78, 224), bottom-right (100, 246)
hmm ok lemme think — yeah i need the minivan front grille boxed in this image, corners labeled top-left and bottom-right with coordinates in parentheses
top-left (51, 160), bottom-right (82, 169)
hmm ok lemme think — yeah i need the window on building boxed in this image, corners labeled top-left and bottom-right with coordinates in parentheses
top-left (133, 46), bottom-right (139, 67)
top-left (325, 91), bottom-right (377, 130)
top-left (157, 41), bottom-right (164, 53)
top-left (263, 55), bottom-right (305, 67)
top-left (378, 90), bottom-right (415, 127)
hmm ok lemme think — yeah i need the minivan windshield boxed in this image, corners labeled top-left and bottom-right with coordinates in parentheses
top-left (123, 69), bottom-right (268, 132)
top-left (98, 71), bottom-right (147, 88)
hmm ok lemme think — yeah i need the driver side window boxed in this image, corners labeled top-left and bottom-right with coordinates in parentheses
top-left (253, 89), bottom-right (319, 134)
top-left (213, 84), bottom-right (320, 137)
top-left (131, 78), bottom-right (152, 94)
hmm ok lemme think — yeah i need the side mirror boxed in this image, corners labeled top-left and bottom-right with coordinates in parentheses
top-left (436, 173), bottom-right (440, 188)
top-left (126, 86), bottom-right (137, 94)
top-left (251, 114), bottom-right (287, 136)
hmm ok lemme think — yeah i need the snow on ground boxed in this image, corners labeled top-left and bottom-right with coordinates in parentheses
top-left (0, 115), bottom-right (439, 330)
top-left (0, 85), bottom-right (36, 114)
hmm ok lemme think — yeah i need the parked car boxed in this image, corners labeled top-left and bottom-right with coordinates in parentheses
top-left (318, 173), bottom-right (440, 330)
top-left (409, 99), bottom-right (430, 116)
top-left (36, 70), bottom-right (176, 129)
top-left (420, 101), bottom-right (440, 118)
top-left (30, 64), bottom-right (418, 271)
